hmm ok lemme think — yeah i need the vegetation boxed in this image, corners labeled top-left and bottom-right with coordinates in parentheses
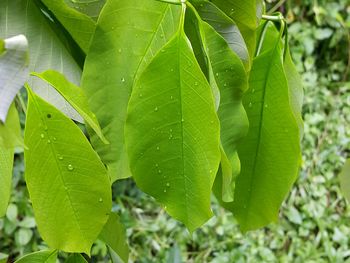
top-left (0, 0), bottom-right (349, 262)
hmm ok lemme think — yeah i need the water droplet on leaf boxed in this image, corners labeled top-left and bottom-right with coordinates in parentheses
top-left (67, 164), bottom-right (74, 171)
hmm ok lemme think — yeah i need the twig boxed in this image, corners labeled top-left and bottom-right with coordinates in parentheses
top-left (267, 0), bottom-right (287, 15)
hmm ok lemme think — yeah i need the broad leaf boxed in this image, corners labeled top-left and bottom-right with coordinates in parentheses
top-left (0, 104), bottom-right (21, 217)
top-left (32, 70), bottom-right (108, 144)
top-left (65, 254), bottom-right (87, 263)
top-left (15, 250), bottom-right (57, 263)
top-left (340, 159), bottom-right (350, 203)
top-left (0, 35), bottom-right (28, 122)
top-left (64, 0), bottom-right (106, 20)
top-left (125, 14), bottom-right (221, 231)
top-left (190, 0), bottom-right (250, 69)
top-left (82, 0), bottom-right (182, 181)
top-left (231, 26), bottom-right (301, 232)
top-left (99, 213), bottom-right (129, 263)
top-left (0, 0), bottom-right (82, 121)
top-left (24, 87), bottom-right (112, 254)
top-left (209, 0), bottom-right (263, 58)
top-left (195, 18), bottom-right (249, 202)
top-left (41, 0), bottom-right (95, 53)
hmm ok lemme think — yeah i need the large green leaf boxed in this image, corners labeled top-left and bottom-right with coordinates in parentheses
top-left (15, 250), bottom-right (57, 263)
top-left (82, 0), bottom-right (182, 181)
top-left (0, 0), bottom-right (82, 121)
top-left (209, 0), bottom-right (263, 58)
top-left (125, 9), bottom-right (221, 231)
top-left (230, 26), bottom-right (301, 232)
top-left (0, 35), bottom-right (28, 122)
top-left (190, 0), bottom-right (249, 69)
top-left (32, 70), bottom-right (108, 144)
top-left (0, 104), bottom-right (21, 217)
top-left (99, 212), bottom-right (129, 263)
top-left (41, 0), bottom-right (96, 53)
top-left (340, 159), bottom-right (350, 203)
top-left (24, 87), bottom-right (112, 254)
top-left (197, 20), bottom-right (249, 202)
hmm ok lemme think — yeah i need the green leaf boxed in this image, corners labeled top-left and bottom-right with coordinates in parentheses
top-left (125, 11), bottom-right (221, 231)
top-left (15, 250), bottom-right (57, 263)
top-left (0, 35), bottom-right (28, 122)
top-left (0, 104), bottom-right (21, 217)
top-left (32, 70), bottom-right (108, 144)
top-left (0, 0), bottom-right (82, 121)
top-left (41, 0), bottom-right (96, 53)
top-left (231, 26), bottom-right (301, 232)
top-left (196, 18), bottom-right (249, 202)
top-left (340, 159), bottom-right (350, 203)
top-left (209, 0), bottom-right (262, 58)
top-left (284, 45), bottom-right (304, 140)
top-left (24, 86), bottom-right (112, 254)
top-left (65, 254), bottom-right (88, 263)
top-left (82, 0), bottom-right (182, 181)
top-left (64, 0), bottom-right (106, 20)
top-left (99, 213), bottom-right (129, 263)
top-left (190, 0), bottom-right (250, 69)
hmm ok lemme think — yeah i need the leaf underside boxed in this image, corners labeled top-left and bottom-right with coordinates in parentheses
top-left (125, 29), bottom-right (221, 231)
top-left (24, 88), bottom-right (111, 254)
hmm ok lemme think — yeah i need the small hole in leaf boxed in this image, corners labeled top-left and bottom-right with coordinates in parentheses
top-left (47, 114), bottom-right (52, 119)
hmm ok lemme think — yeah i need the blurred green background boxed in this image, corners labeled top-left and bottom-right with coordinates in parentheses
top-left (1, 0), bottom-right (350, 262)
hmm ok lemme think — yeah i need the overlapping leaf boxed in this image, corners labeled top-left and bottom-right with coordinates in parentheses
top-left (0, 0), bottom-right (82, 121)
top-left (190, 0), bottom-right (250, 69)
top-left (229, 25), bottom-right (302, 231)
top-left (99, 213), bottom-right (129, 263)
top-left (0, 104), bottom-right (21, 217)
top-left (209, 0), bottom-right (263, 58)
top-left (32, 70), bottom-right (108, 143)
top-left (197, 20), bottom-right (249, 202)
top-left (64, 0), bottom-right (106, 20)
top-left (125, 9), bottom-right (221, 230)
top-left (24, 87), bottom-right (111, 253)
top-left (41, 0), bottom-right (96, 53)
top-left (82, 0), bottom-right (182, 181)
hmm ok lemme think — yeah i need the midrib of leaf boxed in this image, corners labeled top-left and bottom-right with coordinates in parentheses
top-left (244, 36), bottom-right (281, 221)
top-left (177, 4), bottom-right (193, 226)
top-left (28, 89), bottom-right (88, 246)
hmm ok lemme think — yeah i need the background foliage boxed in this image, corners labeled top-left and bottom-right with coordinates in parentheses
top-left (1, 0), bottom-right (350, 262)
